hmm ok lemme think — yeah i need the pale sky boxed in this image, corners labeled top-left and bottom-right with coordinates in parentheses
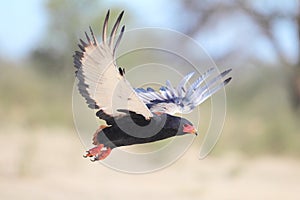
top-left (0, 0), bottom-right (298, 63)
top-left (0, 0), bottom-right (47, 59)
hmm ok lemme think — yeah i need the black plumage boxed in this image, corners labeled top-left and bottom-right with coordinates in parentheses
top-left (93, 110), bottom-right (195, 149)
top-left (83, 110), bottom-right (196, 161)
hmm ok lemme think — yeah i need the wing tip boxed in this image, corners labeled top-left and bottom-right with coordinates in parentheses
top-left (224, 77), bottom-right (232, 85)
top-left (102, 9), bottom-right (110, 43)
top-left (119, 10), bottom-right (125, 18)
top-left (221, 68), bottom-right (232, 77)
top-left (109, 10), bottom-right (125, 47)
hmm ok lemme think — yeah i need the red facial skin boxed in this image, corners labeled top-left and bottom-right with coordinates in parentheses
top-left (183, 124), bottom-right (197, 135)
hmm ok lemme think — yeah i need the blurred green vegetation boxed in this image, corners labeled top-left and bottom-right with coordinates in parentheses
top-left (215, 67), bottom-right (300, 157)
top-left (0, 63), bottom-right (73, 128)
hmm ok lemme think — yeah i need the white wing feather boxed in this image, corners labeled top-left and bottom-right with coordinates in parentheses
top-left (74, 10), bottom-right (152, 119)
top-left (135, 68), bottom-right (232, 115)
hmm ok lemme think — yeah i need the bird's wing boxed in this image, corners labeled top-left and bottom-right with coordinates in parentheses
top-left (135, 68), bottom-right (232, 115)
top-left (73, 10), bottom-right (153, 120)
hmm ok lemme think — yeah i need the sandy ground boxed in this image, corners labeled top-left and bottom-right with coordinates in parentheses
top-left (1, 127), bottom-right (300, 200)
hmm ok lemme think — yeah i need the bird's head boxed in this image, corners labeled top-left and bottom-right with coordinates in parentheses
top-left (181, 118), bottom-right (198, 136)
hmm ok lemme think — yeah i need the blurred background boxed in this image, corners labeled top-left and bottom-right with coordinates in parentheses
top-left (1, 0), bottom-right (300, 199)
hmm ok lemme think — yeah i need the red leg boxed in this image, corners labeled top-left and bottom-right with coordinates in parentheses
top-left (97, 147), bottom-right (112, 160)
top-left (83, 145), bottom-right (112, 162)
top-left (83, 144), bottom-right (104, 158)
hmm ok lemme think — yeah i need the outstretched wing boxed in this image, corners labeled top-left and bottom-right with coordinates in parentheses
top-left (135, 68), bottom-right (232, 115)
top-left (73, 10), bottom-right (152, 120)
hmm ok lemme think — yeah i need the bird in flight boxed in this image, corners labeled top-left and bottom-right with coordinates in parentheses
top-left (73, 10), bottom-right (232, 162)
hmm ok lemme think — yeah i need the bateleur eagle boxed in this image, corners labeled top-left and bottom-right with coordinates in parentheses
top-left (73, 10), bottom-right (232, 161)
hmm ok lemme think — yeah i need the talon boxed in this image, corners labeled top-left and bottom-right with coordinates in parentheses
top-left (83, 145), bottom-right (112, 161)
top-left (90, 156), bottom-right (98, 162)
top-left (83, 150), bottom-right (94, 158)
top-left (83, 144), bottom-right (104, 159)
top-left (83, 151), bottom-right (94, 158)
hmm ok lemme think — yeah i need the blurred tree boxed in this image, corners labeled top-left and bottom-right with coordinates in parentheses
top-left (177, 0), bottom-right (300, 109)
top-left (29, 0), bottom-right (123, 78)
